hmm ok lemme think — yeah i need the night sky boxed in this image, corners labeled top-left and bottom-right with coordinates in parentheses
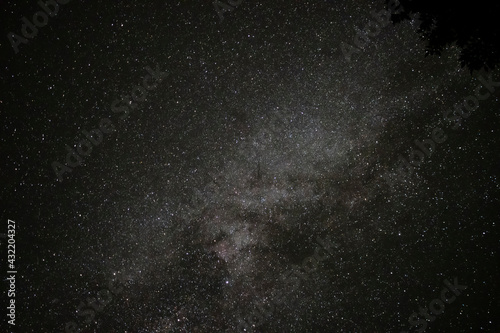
top-left (1, 0), bottom-right (499, 332)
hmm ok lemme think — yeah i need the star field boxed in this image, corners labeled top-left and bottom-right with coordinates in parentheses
top-left (1, 0), bottom-right (499, 332)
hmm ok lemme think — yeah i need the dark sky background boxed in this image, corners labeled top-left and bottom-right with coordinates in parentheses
top-left (0, 0), bottom-right (499, 332)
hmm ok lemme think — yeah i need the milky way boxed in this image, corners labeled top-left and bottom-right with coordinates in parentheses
top-left (1, 0), bottom-right (499, 332)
